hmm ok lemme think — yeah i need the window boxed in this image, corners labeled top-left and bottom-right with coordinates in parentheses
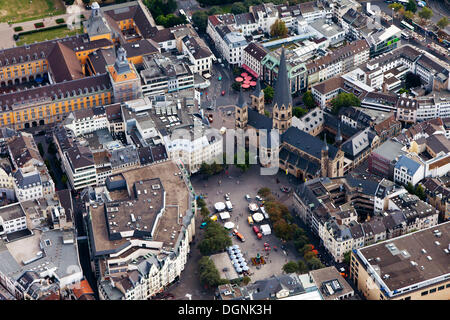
top-left (429, 288), bottom-right (436, 293)
top-left (421, 291), bottom-right (428, 296)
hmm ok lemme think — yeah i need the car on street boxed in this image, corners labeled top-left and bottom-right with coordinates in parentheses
top-left (245, 194), bottom-right (251, 200)
top-left (200, 222), bottom-right (207, 229)
top-left (218, 76), bottom-right (222, 81)
top-left (252, 225), bottom-right (260, 234)
top-left (255, 195), bottom-right (262, 201)
top-left (221, 90), bottom-right (225, 96)
top-left (280, 186), bottom-right (291, 193)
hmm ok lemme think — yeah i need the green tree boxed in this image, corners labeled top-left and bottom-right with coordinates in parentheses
top-left (198, 256), bottom-right (224, 287)
top-left (282, 261), bottom-right (299, 273)
top-left (264, 110), bottom-right (270, 117)
top-left (307, 257), bottom-right (324, 270)
top-left (263, 86), bottom-right (274, 103)
top-left (300, 244), bottom-right (314, 256)
top-left (232, 82), bottom-right (241, 91)
top-left (303, 250), bottom-right (317, 261)
top-left (388, 3), bottom-right (403, 13)
top-left (200, 206), bottom-right (210, 218)
top-left (257, 187), bottom-right (272, 198)
top-left (297, 260), bottom-right (308, 274)
top-left (414, 184), bottom-right (427, 201)
top-left (196, 197), bottom-right (206, 208)
top-left (330, 92), bottom-right (361, 114)
top-left (242, 275), bottom-right (251, 285)
top-left (192, 11), bottom-right (208, 32)
top-left (418, 7), bottom-right (433, 22)
top-left (302, 90), bottom-right (316, 109)
top-left (293, 107), bottom-right (307, 118)
top-left (61, 174), bottom-right (68, 186)
top-left (403, 10), bottom-right (415, 20)
top-left (198, 221), bottom-right (232, 255)
top-left (437, 17), bottom-right (449, 30)
top-left (406, 0), bottom-right (416, 13)
top-left (200, 162), bottom-right (214, 176)
top-left (208, 6), bottom-right (224, 15)
top-left (344, 251), bottom-right (351, 266)
top-left (231, 2), bottom-right (247, 14)
top-left (270, 19), bottom-right (288, 38)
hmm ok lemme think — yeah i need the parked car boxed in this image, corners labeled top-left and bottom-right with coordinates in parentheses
top-left (245, 194), bottom-right (251, 200)
top-left (257, 233), bottom-right (263, 239)
top-left (247, 216), bottom-right (254, 225)
top-left (252, 226), bottom-right (260, 234)
top-left (255, 195), bottom-right (262, 201)
top-left (200, 222), bottom-right (207, 229)
top-left (221, 90), bottom-right (225, 96)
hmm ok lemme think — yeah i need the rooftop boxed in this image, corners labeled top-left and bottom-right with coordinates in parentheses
top-left (356, 222), bottom-right (450, 294)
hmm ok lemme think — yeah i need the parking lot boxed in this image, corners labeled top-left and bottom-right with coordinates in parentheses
top-left (192, 165), bottom-right (303, 282)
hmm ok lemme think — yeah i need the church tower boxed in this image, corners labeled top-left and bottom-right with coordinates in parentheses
top-left (251, 77), bottom-right (265, 115)
top-left (107, 46), bottom-right (142, 103)
top-left (235, 88), bottom-right (248, 129)
top-left (272, 48), bottom-right (292, 134)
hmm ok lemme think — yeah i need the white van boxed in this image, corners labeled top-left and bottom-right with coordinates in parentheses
top-left (225, 201), bottom-right (233, 211)
top-left (260, 207), bottom-right (269, 220)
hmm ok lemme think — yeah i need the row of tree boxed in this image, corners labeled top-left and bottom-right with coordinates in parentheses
top-left (282, 244), bottom-right (325, 273)
top-left (389, 1), bottom-right (448, 30)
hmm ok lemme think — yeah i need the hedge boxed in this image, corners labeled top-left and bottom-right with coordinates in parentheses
top-left (34, 22), bottom-right (44, 29)
top-left (55, 18), bottom-right (65, 24)
top-left (18, 24), bottom-right (68, 37)
top-left (14, 26), bottom-right (23, 32)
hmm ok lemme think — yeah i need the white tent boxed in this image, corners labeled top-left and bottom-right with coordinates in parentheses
top-left (215, 202), bottom-right (226, 211)
top-left (248, 203), bottom-right (259, 212)
top-left (252, 212), bottom-right (264, 222)
top-left (224, 222), bottom-right (235, 229)
top-left (260, 224), bottom-right (271, 236)
top-left (219, 211), bottom-right (231, 220)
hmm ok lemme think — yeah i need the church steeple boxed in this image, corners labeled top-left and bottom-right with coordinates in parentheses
top-left (272, 47), bottom-right (292, 134)
top-left (251, 77), bottom-right (265, 115)
top-left (235, 88), bottom-right (248, 129)
top-left (273, 47), bottom-right (292, 110)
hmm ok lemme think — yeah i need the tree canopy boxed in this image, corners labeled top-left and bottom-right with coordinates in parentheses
top-left (388, 3), bottom-right (403, 12)
top-left (293, 107), bottom-right (307, 118)
top-left (264, 86), bottom-right (274, 103)
top-left (231, 2), bottom-right (247, 14)
top-left (403, 10), bottom-right (415, 20)
top-left (406, 0), bottom-right (416, 13)
top-left (302, 90), bottom-right (316, 109)
top-left (437, 17), bottom-right (449, 30)
top-left (270, 19), bottom-right (288, 38)
top-left (198, 256), bottom-right (228, 287)
top-left (306, 257), bottom-right (325, 270)
top-left (282, 261), bottom-right (299, 273)
top-left (330, 92), bottom-right (361, 114)
top-left (198, 221), bottom-right (232, 255)
top-left (418, 7), bottom-right (433, 21)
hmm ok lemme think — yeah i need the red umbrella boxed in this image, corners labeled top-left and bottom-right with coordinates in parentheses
top-left (245, 76), bottom-right (252, 81)
top-left (235, 77), bottom-right (243, 82)
top-left (243, 80), bottom-right (250, 84)
top-left (241, 72), bottom-right (248, 77)
top-left (242, 84), bottom-right (250, 89)
top-left (250, 81), bottom-right (257, 86)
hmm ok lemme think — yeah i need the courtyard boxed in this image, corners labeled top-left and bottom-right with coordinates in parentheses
top-left (192, 164), bottom-right (304, 282)
top-left (0, 0), bottom-right (65, 24)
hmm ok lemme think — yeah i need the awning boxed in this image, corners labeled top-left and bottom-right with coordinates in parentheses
top-left (241, 64), bottom-right (259, 78)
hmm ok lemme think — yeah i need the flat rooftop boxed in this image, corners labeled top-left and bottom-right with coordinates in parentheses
top-left (310, 266), bottom-right (354, 300)
top-left (89, 161), bottom-right (190, 254)
top-left (0, 203), bottom-right (26, 221)
top-left (357, 222), bottom-right (450, 293)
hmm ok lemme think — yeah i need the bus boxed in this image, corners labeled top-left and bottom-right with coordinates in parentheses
top-left (401, 20), bottom-right (414, 31)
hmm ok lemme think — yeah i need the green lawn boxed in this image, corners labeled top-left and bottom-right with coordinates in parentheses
top-left (16, 27), bottom-right (83, 46)
top-left (0, 0), bottom-right (65, 24)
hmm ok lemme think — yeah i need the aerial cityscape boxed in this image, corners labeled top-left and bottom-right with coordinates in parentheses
top-left (0, 0), bottom-right (448, 306)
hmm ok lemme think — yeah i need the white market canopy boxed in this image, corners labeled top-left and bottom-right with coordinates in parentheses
top-left (248, 203), bottom-right (259, 212)
top-left (252, 212), bottom-right (264, 222)
top-left (224, 222), bottom-right (235, 229)
top-left (219, 211), bottom-right (231, 220)
top-left (215, 202), bottom-right (226, 211)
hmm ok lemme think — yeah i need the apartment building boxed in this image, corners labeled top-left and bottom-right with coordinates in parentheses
top-left (306, 39), bottom-right (370, 88)
top-left (87, 161), bottom-right (196, 300)
top-left (181, 35), bottom-right (214, 75)
top-left (350, 222), bottom-right (450, 300)
top-left (0, 203), bottom-right (27, 236)
top-left (242, 42), bottom-right (268, 78)
top-left (63, 107), bottom-right (109, 137)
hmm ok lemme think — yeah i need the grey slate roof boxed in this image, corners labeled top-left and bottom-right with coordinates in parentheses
top-left (236, 88), bottom-right (247, 109)
top-left (248, 109), bottom-right (273, 130)
top-left (272, 47), bottom-right (292, 109)
top-left (13, 169), bottom-right (41, 189)
top-left (281, 127), bottom-right (338, 160)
